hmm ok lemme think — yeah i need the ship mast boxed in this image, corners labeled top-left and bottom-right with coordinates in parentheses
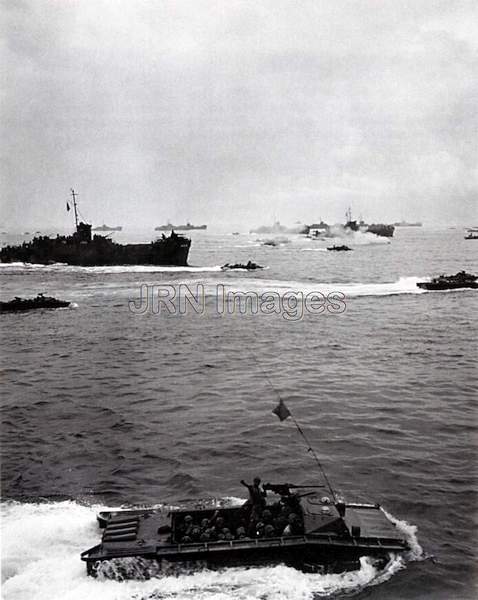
top-left (70, 189), bottom-right (79, 230)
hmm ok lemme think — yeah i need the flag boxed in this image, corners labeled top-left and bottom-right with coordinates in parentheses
top-left (66, 202), bottom-right (71, 212)
top-left (272, 398), bottom-right (291, 421)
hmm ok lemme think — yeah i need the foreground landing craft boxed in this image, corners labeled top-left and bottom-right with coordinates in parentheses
top-left (82, 401), bottom-right (411, 578)
top-left (81, 482), bottom-right (409, 576)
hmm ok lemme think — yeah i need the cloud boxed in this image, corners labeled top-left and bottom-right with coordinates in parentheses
top-left (2, 0), bottom-right (477, 227)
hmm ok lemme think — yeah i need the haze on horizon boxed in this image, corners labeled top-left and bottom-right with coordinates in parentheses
top-left (2, 0), bottom-right (477, 230)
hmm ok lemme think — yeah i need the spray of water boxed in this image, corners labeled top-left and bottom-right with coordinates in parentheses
top-left (2, 500), bottom-right (423, 600)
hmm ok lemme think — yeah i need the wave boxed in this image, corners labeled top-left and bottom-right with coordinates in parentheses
top-left (1, 500), bottom-right (421, 600)
top-left (0, 263), bottom-right (223, 274)
top-left (322, 228), bottom-right (392, 246)
top-left (174, 276), bottom-right (428, 298)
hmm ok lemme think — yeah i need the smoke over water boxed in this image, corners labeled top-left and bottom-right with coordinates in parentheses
top-left (1, 500), bottom-right (423, 600)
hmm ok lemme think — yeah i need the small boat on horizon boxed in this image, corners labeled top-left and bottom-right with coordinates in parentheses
top-left (0, 293), bottom-right (71, 313)
top-left (221, 261), bottom-right (264, 271)
top-left (155, 222), bottom-right (207, 231)
top-left (393, 221), bottom-right (423, 227)
top-left (92, 224), bottom-right (123, 232)
top-left (327, 245), bottom-right (353, 252)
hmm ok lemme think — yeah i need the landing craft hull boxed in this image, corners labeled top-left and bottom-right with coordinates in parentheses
top-left (82, 497), bottom-right (409, 578)
top-left (0, 238), bottom-right (191, 266)
top-left (0, 298), bottom-right (70, 312)
top-left (417, 282), bottom-right (478, 290)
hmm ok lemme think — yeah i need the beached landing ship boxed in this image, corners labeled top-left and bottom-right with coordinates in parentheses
top-left (0, 293), bottom-right (70, 313)
top-left (0, 191), bottom-right (191, 266)
top-left (81, 482), bottom-right (409, 577)
top-left (417, 271), bottom-right (477, 291)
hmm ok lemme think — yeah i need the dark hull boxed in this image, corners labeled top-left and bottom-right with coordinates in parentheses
top-left (82, 499), bottom-right (409, 578)
top-left (0, 237), bottom-right (191, 266)
top-left (84, 534), bottom-right (396, 578)
top-left (366, 224), bottom-right (395, 238)
top-left (417, 281), bottom-right (478, 290)
top-left (221, 264), bottom-right (264, 271)
top-left (0, 298), bottom-right (70, 312)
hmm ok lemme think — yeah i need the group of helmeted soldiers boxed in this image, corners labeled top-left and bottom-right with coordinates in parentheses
top-left (176, 477), bottom-right (303, 543)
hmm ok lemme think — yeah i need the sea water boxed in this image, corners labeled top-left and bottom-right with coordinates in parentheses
top-left (1, 227), bottom-right (476, 599)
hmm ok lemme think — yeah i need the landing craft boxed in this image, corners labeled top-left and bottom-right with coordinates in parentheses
top-left (81, 400), bottom-right (410, 578)
top-left (417, 271), bottom-right (477, 290)
top-left (81, 482), bottom-right (409, 577)
top-left (0, 293), bottom-right (70, 313)
top-left (0, 190), bottom-right (191, 266)
top-left (345, 208), bottom-right (395, 238)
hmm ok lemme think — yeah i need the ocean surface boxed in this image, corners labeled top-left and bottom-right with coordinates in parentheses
top-left (1, 227), bottom-right (477, 600)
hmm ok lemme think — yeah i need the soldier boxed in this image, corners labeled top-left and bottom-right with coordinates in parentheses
top-left (241, 477), bottom-right (267, 517)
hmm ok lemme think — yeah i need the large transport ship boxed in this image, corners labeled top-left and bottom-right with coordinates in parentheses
top-left (0, 190), bottom-right (191, 266)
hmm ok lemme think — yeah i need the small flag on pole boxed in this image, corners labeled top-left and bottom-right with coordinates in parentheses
top-left (272, 398), bottom-right (291, 422)
top-left (66, 202), bottom-right (71, 212)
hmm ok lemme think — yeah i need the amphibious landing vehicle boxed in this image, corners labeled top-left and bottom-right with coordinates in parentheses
top-left (417, 271), bottom-right (477, 291)
top-left (81, 482), bottom-right (409, 576)
top-left (221, 261), bottom-right (264, 271)
top-left (327, 245), bottom-right (352, 252)
top-left (0, 293), bottom-right (70, 313)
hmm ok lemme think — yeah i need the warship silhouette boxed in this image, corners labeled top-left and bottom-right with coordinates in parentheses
top-left (0, 190), bottom-right (191, 266)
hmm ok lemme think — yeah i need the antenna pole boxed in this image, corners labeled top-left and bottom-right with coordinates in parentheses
top-left (70, 189), bottom-right (79, 229)
top-left (253, 354), bottom-right (337, 502)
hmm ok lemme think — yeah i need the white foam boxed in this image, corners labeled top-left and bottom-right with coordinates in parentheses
top-left (0, 263), bottom-right (223, 274)
top-left (177, 276), bottom-right (427, 298)
top-left (1, 501), bottom-right (419, 600)
top-left (382, 508), bottom-right (424, 562)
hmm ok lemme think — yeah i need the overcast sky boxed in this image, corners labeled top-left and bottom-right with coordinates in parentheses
top-left (2, 0), bottom-right (477, 229)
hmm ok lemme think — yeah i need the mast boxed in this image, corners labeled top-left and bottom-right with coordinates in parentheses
top-left (70, 189), bottom-right (79, 230)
